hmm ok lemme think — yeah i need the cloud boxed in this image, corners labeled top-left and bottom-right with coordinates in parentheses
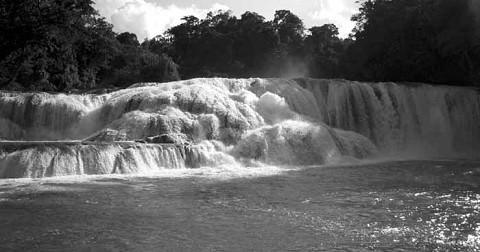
top-left (308, 0), bottom-right (359, 37)
top-left (94, 0), bottom-right (229, 39)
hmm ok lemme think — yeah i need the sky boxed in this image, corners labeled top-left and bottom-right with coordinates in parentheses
top-left (94, 0), bottom-right (361, 40)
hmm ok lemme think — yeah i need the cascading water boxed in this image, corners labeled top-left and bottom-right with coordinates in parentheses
top-left (0, 78), bottom-right (479, 178)
top-left (296, 79), bottom-right (480, 157)
top-left (0, 142), bottom-right (236, 178)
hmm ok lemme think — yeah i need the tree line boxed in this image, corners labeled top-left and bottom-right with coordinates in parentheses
top-left (0, 0), bottom-right (478, 91)
top-left (0, 0), bottom-right (179, 91)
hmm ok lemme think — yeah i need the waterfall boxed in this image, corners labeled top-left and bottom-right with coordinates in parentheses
top-left (297, 79), bottom-right (480, 157)
top-left (0, 92), bottom-right (108, 140)
top-left (1, 78), bottom-right (479, 178)
top-left (0, 143), bottom-right (186, 178)
top-left (0, 142), bottom-right (237, 178)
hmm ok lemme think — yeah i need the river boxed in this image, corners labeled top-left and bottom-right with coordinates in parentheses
top-left (0, 160), bottom-right (479, 251)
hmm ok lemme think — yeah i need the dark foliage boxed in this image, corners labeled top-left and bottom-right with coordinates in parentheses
top-left (0, 0), bottom-right (478, 90)
top-left (0, 0), bottom-right (179, 91)
top-left (150, 10), bottom-right (317, 79)
top-left (99, 32), bottom-right (179, 87)
top-left (153, 1), bottom-right (480, 86)
top-left (345, 0), bottom-right (480, 86)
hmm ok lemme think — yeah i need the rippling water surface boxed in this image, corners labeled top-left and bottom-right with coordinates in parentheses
top-left (0, 160), bottom-right (479, 251)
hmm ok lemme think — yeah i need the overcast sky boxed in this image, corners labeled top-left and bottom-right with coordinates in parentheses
top-left (94, 0), bottom-right (360, 40)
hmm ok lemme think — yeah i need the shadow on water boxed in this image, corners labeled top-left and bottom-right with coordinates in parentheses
top-left (0, 160), bottom-right (479, 251)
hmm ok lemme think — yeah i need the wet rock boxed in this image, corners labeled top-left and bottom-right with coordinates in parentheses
top-left (83, 129), bottom-right (128, 142)
top-left (143, 134), bottom-right (188, 145)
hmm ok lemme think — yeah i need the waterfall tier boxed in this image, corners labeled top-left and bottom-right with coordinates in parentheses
top-left (1, 78), bottom-right (479, 178)
top-left (0, 141), bottom-right (237, 178)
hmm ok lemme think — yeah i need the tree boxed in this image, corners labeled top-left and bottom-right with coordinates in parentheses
top-left (344, 0), bottom-right (480, 86)
top-left (0, 0), bottom-right (180, 90)
top-left (273, 10), bottom-right (305, 46)
top-left (116, 32), bottom-right (140, 47)
top-left (162, 10), bottom-right (240, 78)
top-left (101, 32), bottom-right (179, 87)
top-left (267, 10), bottom-right (307, 77)
top-left (305, 24), bottom-right (346, 78)
top-left (234, 12), bottom-right (277, 76)
top-left (0, 0), bottom-right (118, 90)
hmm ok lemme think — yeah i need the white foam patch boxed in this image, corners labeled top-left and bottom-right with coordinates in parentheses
top-left (0, 165), bottom-right (293, 189)
top-left (256, 92), bottom-right (297, 124)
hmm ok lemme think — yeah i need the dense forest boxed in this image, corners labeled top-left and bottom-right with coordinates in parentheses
top-left (0, 0), bottom-right (479, 91)
top-left (0, 0), bottom-right (179, 91)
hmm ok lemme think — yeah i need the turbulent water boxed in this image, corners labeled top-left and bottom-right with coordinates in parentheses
top-left (0, 160), bottom-right (479, 251)
top-left (0, 78), bottom-right (479, 178)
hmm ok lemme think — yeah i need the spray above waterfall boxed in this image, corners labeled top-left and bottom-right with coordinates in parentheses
top-left (0, 78), bottom-right (479, 178)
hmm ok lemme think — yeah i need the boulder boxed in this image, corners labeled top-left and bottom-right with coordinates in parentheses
top-left (83, 129), bottom-right (128, 142)
top-left (143, 134), bottom-right (188, 145)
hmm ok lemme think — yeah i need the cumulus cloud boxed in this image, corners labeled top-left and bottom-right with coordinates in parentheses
top-left (94, 0), bottom-right (229, 39)
top-left (308, 0), bottom-right (359, 37)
